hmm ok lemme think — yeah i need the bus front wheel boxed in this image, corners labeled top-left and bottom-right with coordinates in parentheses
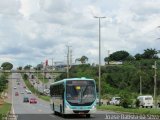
top-left (86, 114), bottom-right (90, 118)
top-left (53, 104), bottom-right (57, 115)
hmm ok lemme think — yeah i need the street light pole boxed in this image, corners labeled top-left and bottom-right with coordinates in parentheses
top-left (94, 16), bottom-right (106, 106)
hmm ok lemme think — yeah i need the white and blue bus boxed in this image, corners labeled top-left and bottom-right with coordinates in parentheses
top-left (50, 77), bottom-right (97, 118)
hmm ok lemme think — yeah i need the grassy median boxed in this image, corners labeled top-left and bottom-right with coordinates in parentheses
top-left (97, 105), bottom-right (160, 115)
top-left (35, 73), bottom-right (49, 83)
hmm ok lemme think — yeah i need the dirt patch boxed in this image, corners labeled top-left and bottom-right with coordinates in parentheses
top-left (0, 99), bottom-right (4, 105)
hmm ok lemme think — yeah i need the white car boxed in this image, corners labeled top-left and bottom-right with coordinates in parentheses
top-left (43, 89), bottom-right (50, 95)
top-left (14, 87), bottom-right (17, 89)
top-left (109, 97), bottom-right (121, 105)
top-left (25, 89), bottom-right (32, 94)
top-left (137, 95), bottom-right (153, 108)
top-left (20, 91), bottom-right (24, 94)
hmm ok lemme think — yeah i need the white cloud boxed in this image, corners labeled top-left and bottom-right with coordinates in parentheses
top-left (0, 0), bottom-right (160, 68)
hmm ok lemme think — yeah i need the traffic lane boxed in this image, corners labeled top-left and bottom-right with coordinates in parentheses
top-left (13, 93), bottom-right (51, 114)
top-left (13, 89), bottom-right (52, 114)
top-left (17, 113), bottom-right (107, 120)
top-left (18, 72), bottom-right (50, 106)
top-left (12, 73), bottom-right (52, 114)
top-left (16, 110), bottom-right (118, 120)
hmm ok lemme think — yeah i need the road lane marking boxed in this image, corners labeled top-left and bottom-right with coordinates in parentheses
top-left (49, 114), bottom-right (56, 118)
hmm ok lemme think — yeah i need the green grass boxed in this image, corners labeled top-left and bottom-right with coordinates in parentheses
top-left (35, 73), bottom-right (49, 83)
top-left (97, 105), bottom-right (160, 115)
top-left (0, 102), bottom-right (11, 114)
top-left (39, 95), bottom-right (50, 102)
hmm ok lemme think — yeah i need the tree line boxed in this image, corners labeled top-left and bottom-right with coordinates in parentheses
top-left (57, 48), bottom-right (160, 98)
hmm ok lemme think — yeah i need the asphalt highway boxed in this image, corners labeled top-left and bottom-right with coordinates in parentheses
top-left (11, 73), bottom-right (118, 120)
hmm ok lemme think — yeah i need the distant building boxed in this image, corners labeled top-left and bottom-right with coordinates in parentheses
top-left (106, 61), bottom-right (123, 65)
top-left (54, 61), bottom-right (67, 71)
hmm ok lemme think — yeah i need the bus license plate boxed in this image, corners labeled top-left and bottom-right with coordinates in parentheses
top-left (79, 112), bottom-right (84, 114)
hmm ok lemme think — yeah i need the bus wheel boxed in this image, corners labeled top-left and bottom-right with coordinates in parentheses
top-left (53, 103), bottom-right (54, 111)
top-left (53, 104), bottom-right (57, 115)
top-left (62, 114), bottom-right (67, 118)
top-left (86, 114), bottom-right (90, 118)
top-left (60, 105), bottom-right (63, 114)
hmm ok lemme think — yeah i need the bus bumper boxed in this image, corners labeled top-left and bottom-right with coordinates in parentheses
top-left (64, 105), bottom-right (96, 114)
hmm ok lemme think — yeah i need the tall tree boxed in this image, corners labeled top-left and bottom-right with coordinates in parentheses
top-left (36, 64), bottom-right (43, 70)
top-left (24, 65), bottom-right (32, 70)
top-left (142, 48), bottom-right (158, 59)
top-left (1, 62), bottom-right (13, 70)
top-left (17, 66), bottom-right (22, 70)
top-left (135, 54), bottom-right (142, 60)
top-left (109, 50), bottom-right (129, 61)
top-left (104, 57), bottom-right (110, 64)
top-left (75, 56), bottom-right (88, 64)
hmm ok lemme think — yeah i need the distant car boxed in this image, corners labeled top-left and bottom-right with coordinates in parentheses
top-left (25, 89), bottom-right (32, 94)
top-left (17, 82), bottom-right (20, 85)
top-left (14, 87), bottom-right (17, 89)
top-left (43, 89), bottom-right (50, 95)
top-left (23, 86), bottom-right (26, 88)
top-left (36, 81), bottom-right (40, 84)
top-left (30, 98), bottom-right (37, 104)
top-left (15, 92), bottom-right (19, 96)
top-left (109, 97), bottom-right (121, 105)
top-left (23, 96), bottom-right (29, 102)
top-left (96, 98), bottom-right (103, 104)
top-left (31, 75), bottom-right (34, 79)
top-left (27, 90), bottom-right (32, 94)
top-left (20, 91), bottom-right (24, 94)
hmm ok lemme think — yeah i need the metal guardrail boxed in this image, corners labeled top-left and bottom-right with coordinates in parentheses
top-left (0, 70), bottom-right (66, 73)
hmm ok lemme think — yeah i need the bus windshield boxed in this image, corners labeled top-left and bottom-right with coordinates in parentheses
top-left (66, 80), bottom-right (96, 105)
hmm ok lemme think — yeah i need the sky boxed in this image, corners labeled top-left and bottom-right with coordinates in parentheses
top-left (0, 0), bottom-right (160, 68)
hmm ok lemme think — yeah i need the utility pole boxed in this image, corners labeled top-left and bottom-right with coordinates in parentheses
top-left (139, 62), bottom-right (142, 95)
top-left (43, 63), bottom-right (45, 93)
top-left (153, 61), bottom-right (157, 108)
top-left (107, 50), bottom-right (110, 65)
top-left (140, 76), bottom-right (142, 95)
top-left (70, 49), bottom-right (72, 68)
top-left (66, 45), bottom-right (71, 78)
top-left (51, 58), bottom-right (54, 82)
top-left (37, 68), bottom-right (38, 96)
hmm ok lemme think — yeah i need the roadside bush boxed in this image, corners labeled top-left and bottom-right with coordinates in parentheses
top-left (135, 99), bottom-right (140, 108)
top-left (119, 91), bottom-right (133, 108)
top-left (23, 74), bottom-right (28, 80)
top-left (121, 98), bottom-right (133, 108)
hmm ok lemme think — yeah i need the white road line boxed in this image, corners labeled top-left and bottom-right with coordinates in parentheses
top-left (49, 114), bottom-right (56, 118)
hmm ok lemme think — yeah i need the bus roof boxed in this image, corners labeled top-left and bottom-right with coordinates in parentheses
top-left (50, 77), bottom-right (94, 85)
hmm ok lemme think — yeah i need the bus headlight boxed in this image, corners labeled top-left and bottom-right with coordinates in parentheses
top-left (92, 105), bottom-right (96, 109)
top-left (65, 104), bottom-right (71, 110)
